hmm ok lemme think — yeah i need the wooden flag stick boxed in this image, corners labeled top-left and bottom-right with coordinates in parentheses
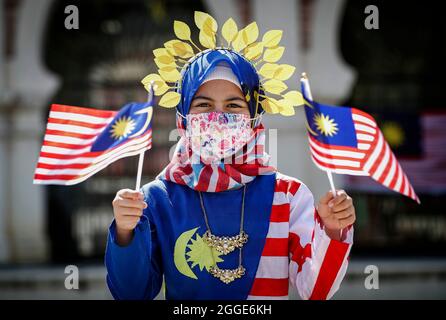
top-left (301, 72), bottom-right (337, 197)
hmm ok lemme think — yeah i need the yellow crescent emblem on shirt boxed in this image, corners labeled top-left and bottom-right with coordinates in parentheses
top-left (174, 227), bottom-right (199, 279)
top-left (173, 227), bottom-right (224, 280)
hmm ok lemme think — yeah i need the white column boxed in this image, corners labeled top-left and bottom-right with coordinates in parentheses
top-left (306, 0), bottom-right (356, 102)
top-left (0, 120), bottom-right (9, 262)
top-left (0, 0), bottom-right (4, 98)
top-left (6, 0), bottom-right (59, 262)
top-left (0, 0), bottom-right (11, 262)
top-left (10, 0), bottom-right (59, 107)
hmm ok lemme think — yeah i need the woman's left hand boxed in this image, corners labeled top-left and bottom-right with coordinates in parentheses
top-left (317, 190), bottom-right (356, 241)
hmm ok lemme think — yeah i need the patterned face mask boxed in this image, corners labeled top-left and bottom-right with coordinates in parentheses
top-left (185, 112), bottom-right (255, 164)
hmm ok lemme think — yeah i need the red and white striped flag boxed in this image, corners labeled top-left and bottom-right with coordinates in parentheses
top-left (33, 102), bottom-right (153, 185)
top-left (301, 77), bottom-right (419, 203)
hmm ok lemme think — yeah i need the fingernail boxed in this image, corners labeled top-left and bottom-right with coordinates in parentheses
top-left (328, 201), bottom-right (333, 208)
top-left (143, 202), bottom-right (148, 209)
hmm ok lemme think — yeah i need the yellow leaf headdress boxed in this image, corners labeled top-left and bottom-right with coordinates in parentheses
top-left (141, 11), bottom-right (304, 116)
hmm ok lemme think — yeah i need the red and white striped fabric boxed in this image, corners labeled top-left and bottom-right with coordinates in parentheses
top-left (308, 108), bottom-right (420, 203)
top-left (158, 123), bottom-right (276, 192)
top-left (247, 173), bottom-right (353, 300)
top-left (33, 104), bottom-right (152, 185)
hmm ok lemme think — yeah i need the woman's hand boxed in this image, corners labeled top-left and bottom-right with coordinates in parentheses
top-left (112, 189), bottom-right (147, 246)
top-left (316, 190), bottom-right (355, 241)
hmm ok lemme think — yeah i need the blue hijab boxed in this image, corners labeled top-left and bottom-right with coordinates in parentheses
top-left (176, 49), bottom-right (264, 126)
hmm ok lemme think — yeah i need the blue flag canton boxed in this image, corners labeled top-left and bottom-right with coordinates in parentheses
top-left (91, 102), bottom-right (153, 152)
top-left (304, 100), bottom-right (358, 148)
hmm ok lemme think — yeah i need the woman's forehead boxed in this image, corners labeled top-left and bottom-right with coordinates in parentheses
top-left (194, 80), bottom-right (245, 99)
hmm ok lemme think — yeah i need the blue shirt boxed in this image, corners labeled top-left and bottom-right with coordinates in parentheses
top-left (105, 173), bottom-right (276, 300)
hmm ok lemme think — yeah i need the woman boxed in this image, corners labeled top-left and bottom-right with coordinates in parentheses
top-left (105, 15), bottom-right (355, 300)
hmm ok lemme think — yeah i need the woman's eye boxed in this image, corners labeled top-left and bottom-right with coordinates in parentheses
top-left (195, 103), bottom-right (211, 108)
top-left (227, 103), bottom-right (242, 108)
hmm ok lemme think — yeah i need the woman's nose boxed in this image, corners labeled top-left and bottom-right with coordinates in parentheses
top-left (212, 104), bottom-right (225, 113)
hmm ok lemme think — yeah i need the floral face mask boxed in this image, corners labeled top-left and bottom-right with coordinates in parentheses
top-left (185, 112), bottom-right (256, 164)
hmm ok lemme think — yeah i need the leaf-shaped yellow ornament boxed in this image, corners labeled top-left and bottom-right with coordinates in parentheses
top-left (262, 30), bottom-right (283, 48)
top-left (141, 73), bottom-right (163, 86)
top-left (263, 46), bottom-right (285, 63)
top-left (282, 90), bottom-right (304, 106)
top-left (155, 55), bottom-right (175, 66)
top-left (153, 82), bottom-right (170, 96)
top-left (141, 74), bottom-right (167, 94)
top-left (222, 18), bottom-right (238, 44)
top-left (154, 59), bottom-right (164, 69)
top-left (263, 79), bottom-right (288, 94)
top-left (202, 17), bottom-right (217, 37)
top-left (158, 65), bottom-right (177, 72)
top-left (174, 20), bottom-right (191, 41)
top-left (159, 91), bottom-right (181, 108)
top-left (241, 22), bottom-right (259, 46)
top-left (199, 30), bottom-right (216, 49)
top-left (153, 53), bottom-right (177, 74)
top-left (277, 98), bottom-right (293, 108)
top-left (153, 48), bottom-right (171, 58)
top-left (164, 40), bottom-right (194, 58)
top-left (260, 98), bottom-right (279, 114)
top-left (273, 64), bottom-right (295, 81)
top-left (232, 22), bottom-right (258, 52)
top-left (277, 99), bottom-right (295, 116)
top-left (194, 11), bottom-right (217, 33)
top-left (159, 68), bottom-right (181, 83)
top-left (279, 107), bottom-right (295, 116)
top-left (244, 42), bottom-right (264, 60)
top-left (232, 31), bottom-right (247, 52)
top-left (259, 63), bottom-right (280, 78)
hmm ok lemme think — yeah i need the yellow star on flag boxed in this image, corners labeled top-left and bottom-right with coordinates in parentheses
top-left (110, 116), bottom-right (136, 140)
top-left (313, 112), bottom-right (339, 137)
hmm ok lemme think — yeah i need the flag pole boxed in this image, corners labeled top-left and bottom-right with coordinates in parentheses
top-left (135, 83), bottom-right (154, 191)
top-left (135, 151), bottom-right (145, 191)
top-left (326, 169), bottom-right (337, 197)
top-left (301, 73), bottom-right (337, 197)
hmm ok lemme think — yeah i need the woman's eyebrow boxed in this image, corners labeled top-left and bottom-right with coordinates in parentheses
top-left (225, 97), bottom-right (246, 102)
top-left (192, 95), bottom-right (214, 101)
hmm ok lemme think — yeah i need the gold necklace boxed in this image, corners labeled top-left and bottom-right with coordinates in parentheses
top-left (198, 185), bottom-right (248, 284)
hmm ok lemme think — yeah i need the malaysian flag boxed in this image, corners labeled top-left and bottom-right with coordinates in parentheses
top-left (347, 112), bottom-right (446, 194)
top-left (301, 76), bottom-right (419, 203)
top-left (33, 101), bottom-right (153, 185)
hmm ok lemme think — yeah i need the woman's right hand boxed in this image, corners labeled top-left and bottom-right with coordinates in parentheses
top-left (112, 189), bottom-right (148, 246)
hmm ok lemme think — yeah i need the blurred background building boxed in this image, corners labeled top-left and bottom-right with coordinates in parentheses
top-left (0, 0), bottom-right (445, 299)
